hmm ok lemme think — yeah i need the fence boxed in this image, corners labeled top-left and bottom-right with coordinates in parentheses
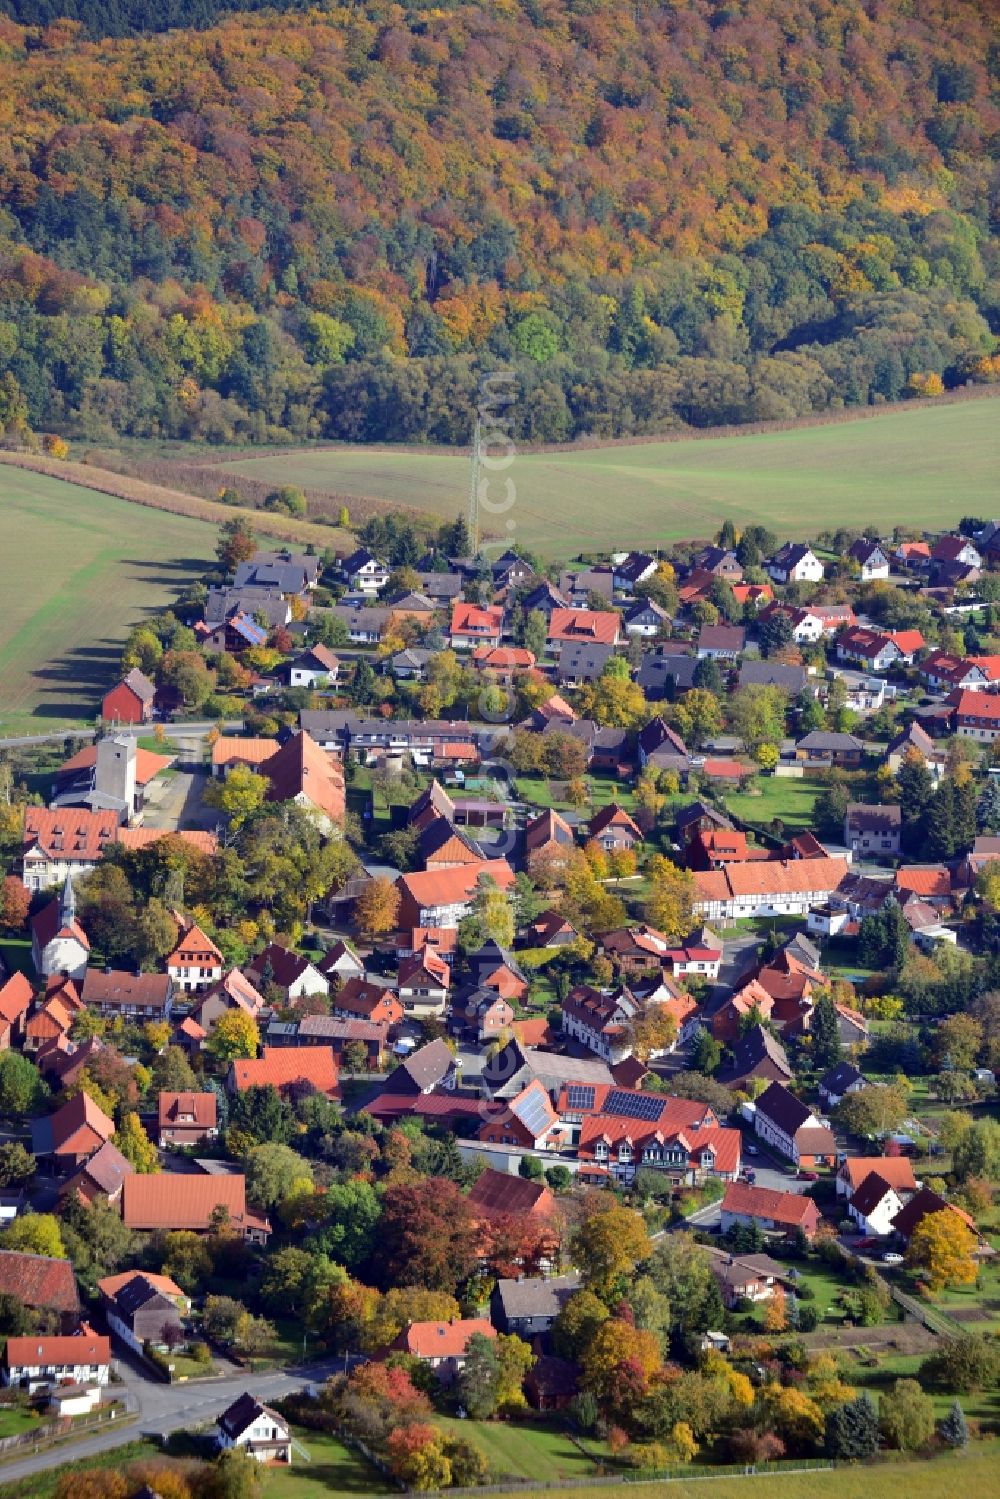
top-left (0, 1393), bottom-right (138, 1463)
top-left (430, 1460), bottom-right (835, 1496)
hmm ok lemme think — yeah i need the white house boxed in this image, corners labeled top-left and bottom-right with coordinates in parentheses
top-left (289, 645), bottom-right (340, 688)
top-left (848, 1172), bottom-right (905, 1237)
top-left (692, 857), bottom-right (849, 922)
top-left (818, 1062), bottom-right (867, 1111)
top-left (848, 539), bottom-right (891, 580)
top-left (217, 1392), bottom-right (292, 1463)
top-left (752, 1082), bottom-right (836, 1167)
top-left (2, 1331), bottom-right (111, 1393)
top-left (767, 544), bottom-right (824, 584)
top-left (341, 549), bottom-right (390, 595)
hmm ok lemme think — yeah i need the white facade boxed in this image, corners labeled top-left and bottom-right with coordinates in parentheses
top-left (290, 663), bottom-right (338, 688)
top-left (21, 852), bottom-right (97, 894)
top-left (35, 931), bottom-right (88, 981)
top-left (167, 960), bottom-right (224, 994)
top-left (218, 1409), bottom-right (292, 1462)
top-left (3, 1354), bottom-right (110, 1393)
top-left (848, 1183), bottom-right (903, 1237)
top-left (285, 963), bottom-right (329, 1001)
top-left (768, 549), bottom-right (824, 584)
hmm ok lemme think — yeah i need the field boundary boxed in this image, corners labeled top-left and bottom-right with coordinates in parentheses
top-left (132, 383), bottom-right (1000, 462)
top-left (0, 451), bottom-right (353, 551)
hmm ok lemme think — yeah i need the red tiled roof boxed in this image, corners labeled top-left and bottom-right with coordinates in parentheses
top-left (81, 970), bottom-right (172, 1011)
top-left (46, 1091), bottom-right (115, 1156)
top-left (0, 1251), bottom-right (78, 1314)
top-left (158, 1092), bottom-right (217, 1130)
top-left (4, 1332), bottom-right (110, 1368)
top-left (166, 923), bottom-right (223, 969)
top-left (840, 1156), bottom-right (917, 1192)
top-left (722, 1181), bottom-right (818, 1228)
top-left (98, 1269), bottom-right (186, 1303)
top-left (57, 744), bottom-right (171, 785)
top-left (122, 1172), bottom-right (263, 1232)
top-left (894, 865), bottom-right (952, 898)
top-left (230, 1046), bottom-right (339, 1096)
top-left (115, 828), bottom-right (219, 855)
top-left (24, 807), bottom-right (118, 863)
top-left (451, 603), bottom-right (504, 635)
top-left (0, 973), bottom-right (34, 1025)
top-left (589, 803), bottom-right (642, 839)
top-left (260, 730), bottom-right (345, 824)
top-left (30, 898), bottom-right (89, 954)
top-left (548, 608), bottom-right (620, 646)
top-left (211, 737), bottom-right (281, 769)
top-left (701, 759), bottom-right (751, 779)
top-left (398, 1318), bottom-right (496, 1359)
top-left (397, 860), bottom-right (515, 912)
top-left (693, 857), bottom-right (848, 903)
top-left (467, 1168), bottom-right (555, 1219)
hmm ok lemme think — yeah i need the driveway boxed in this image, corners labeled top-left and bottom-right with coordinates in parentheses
top-left (142, 767), bottom-right (220, 834)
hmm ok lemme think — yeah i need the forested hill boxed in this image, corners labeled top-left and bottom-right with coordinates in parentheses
top-left (0, 0), bottom-right (997, 449)
top-left (0, 0), bottom-right (309, 38)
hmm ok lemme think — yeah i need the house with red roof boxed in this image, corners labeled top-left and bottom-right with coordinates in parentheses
top-left (692, 856), bottom-right (848, 921)
top-left (471, 645), bottom-right (535, 682)
top-left (259, 730), bottom-right (346, 831)
top-left (395, 860), bottom-right (515, 932)
top-left (31, 1092), bottom-right (115, 1172)
top-left (332, 978), bottom-right (403, 1030)
top-left (158, 1092), bottom-right (218, 1147)
top-left (393, 1318), bottom-right (496, 1380)
top-left (468, 1168), bottom-right (555, 1222)
top-left (2, 1330), bottom-right (111, 1393)
top-left (21, 807), bottom-right (119, 893)
top-left (949, 689), bottom-right (1000, 743)
top-left (721, 1182), bottom-right (821, 1240)
top-left (836, 626), bottom-right (925, 671)
top-left (450, 602), bottom-right (504, 651)
top-left (122, 1173), bottom-right (270, 1243)
top-left (547, 608), bottom-right (621, 650)
top-left (397, 945), bottom-right (451, 1018)
top-left (166, 922), bottom-right (224, 994)
top-left (588, 803), bottom-right (642, 852)
top-left (479, 1080), bottom-right (563, 1151)
top-left (0, 1251), bottom-right (79, 1328)
top-left (921, 652), bottom-right (992, 692)
top-left (228, 1045), bottom-right (339, 1100)
top-left (0, 972), bottom-right (34, 1051)
top-left (569, 1087), bottom-right (739, 1187)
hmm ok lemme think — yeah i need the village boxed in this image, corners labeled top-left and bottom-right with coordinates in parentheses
top-left (0, 510), bottom-right (997, 1491)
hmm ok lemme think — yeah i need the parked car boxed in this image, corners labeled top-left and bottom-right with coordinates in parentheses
top-left (798, 1169), bottom-right (819, 1182)
top-left (882, 1251), bottom-right (904, 1266)
top-left (746, 1144), bottom-right (759, 1156)
top-left (742, 1168), bottom-right (757, 1185)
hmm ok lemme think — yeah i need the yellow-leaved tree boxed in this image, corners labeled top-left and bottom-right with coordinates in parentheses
top-left (906, 1208), bottom-right (979, 1291)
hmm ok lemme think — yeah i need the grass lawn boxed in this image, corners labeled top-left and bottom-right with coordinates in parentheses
top-left (0, 939), bottom-right (32, 978)
top-left (847, 1348), bottom-right (1000, 1434)
top-left (433, 1416), bottom-right (610, 1482)
top-left (723, 774), bottom-right (826, 833)
top-left (0, 465), bottom-right (215, 735)
top-left (527, 1448), bottom-right (998, 1499)
top-left (264, 1426), bottom-right (379, 1497)
top-left (213, 395), bottom-right (1000, 558)
top-left (0, 1407), bottom-right (41, 1438)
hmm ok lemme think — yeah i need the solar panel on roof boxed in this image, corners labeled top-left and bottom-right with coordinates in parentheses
top-left (603, 1089), bottom-right (665, 1122)
top-left (512, 1088), bottom-right (552, 1137)
top-left (567, 1084), bottom-right (596, 1111)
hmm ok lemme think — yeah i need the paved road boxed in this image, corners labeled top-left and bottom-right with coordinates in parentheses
top-left (0, 1355), bottom-right (349, 1484)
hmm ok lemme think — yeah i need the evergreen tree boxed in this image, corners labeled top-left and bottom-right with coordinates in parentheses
top-left (938, 1399), bottom-right (969, 1449)
top-left (858, 912), bottom-right (887, 969)
top-left (897, 752), bottom-right (933, 853)
top-left (924, 778), bottom-right (956, 858)
top-left (881, 897), bottom-right (911, 970)
top-left (953, 778), bottom-right (977, 852)
top-left (693, 656), bottom-right (723, 693)
top-left (811, 992), bottom-right (843, 1070)
top-left (825, 1392), bottom-right (880, 1459)
top-left (691, 1028), bottom-right (722, 1075)
top-left (977, 779), bottom-right (1000, 832)
top-left (717, 518), bottom-right (737, 549)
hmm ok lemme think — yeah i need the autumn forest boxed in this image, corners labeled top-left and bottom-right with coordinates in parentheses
top-left (0, 0), bottom-right (996, 447)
